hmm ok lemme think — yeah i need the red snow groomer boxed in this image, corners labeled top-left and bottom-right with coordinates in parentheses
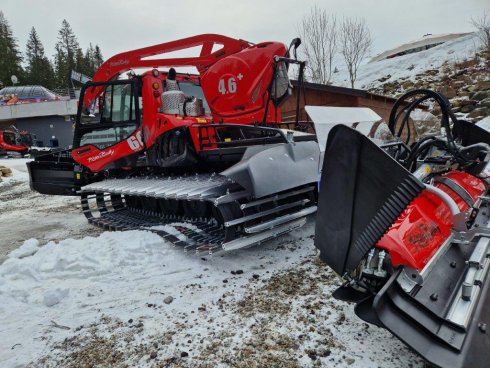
top-left (0, 129), bottom-right (30, 156)
top-left (315, 89), bottom-right (490, 368)
top-left (28, 34), bottom-right (318, 254)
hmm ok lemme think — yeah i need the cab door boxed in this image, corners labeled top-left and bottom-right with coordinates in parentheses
top-left (72, 79), bottom-right (142, 173)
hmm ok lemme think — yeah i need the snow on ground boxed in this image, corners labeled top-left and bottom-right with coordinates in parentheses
top-left (331, 32), bottom-right (482, 89)
top-left (0, 158), bottom-right (101, 263)
top-left (0, 160), bottom-right (423, 368)
top-left (477, 115), bottom-right (490, 131)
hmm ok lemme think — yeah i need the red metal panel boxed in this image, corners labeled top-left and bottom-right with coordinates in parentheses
top-left (377, 171), bottom-right (487, 271)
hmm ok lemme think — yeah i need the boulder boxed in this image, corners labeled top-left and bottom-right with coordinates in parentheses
top-left (479, 98), bottom-right (490, 109)
top-left (468, 107), bottom-right (490, 119)
top-left (438, 85), bottom-right (457, 99)
top-left (472, 91), bottom-right (489, 101)
top-left (475, 80), bottom-right (490, 91)
top-left (402, 80), bottom-right (414, 89)
top-left (460, 104), bottom-right (476, 113)
top-left (0, 167), bottom-right (12, 177)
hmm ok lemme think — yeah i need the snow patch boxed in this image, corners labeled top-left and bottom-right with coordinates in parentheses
top-left (43, 288), bottom-right (69, 307)
top-left (476, 115), bottom-right (490, 132)
top-left (8, 239), bottom-right (40, 259)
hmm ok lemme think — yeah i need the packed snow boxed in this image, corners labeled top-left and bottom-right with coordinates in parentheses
top-left (0, 161), bottom-right (423, 367)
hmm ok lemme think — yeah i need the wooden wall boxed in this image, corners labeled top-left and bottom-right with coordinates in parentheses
top-left (281, 88), bottom-right (396, 124)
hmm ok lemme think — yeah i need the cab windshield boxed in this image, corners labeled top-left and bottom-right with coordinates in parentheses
top-left (3, 132), bottom-right (16, 145)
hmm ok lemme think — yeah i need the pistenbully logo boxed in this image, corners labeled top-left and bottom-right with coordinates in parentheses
top-left (88, 149), bottom-right (114, 163)
top-left (109, 59), bottom-right (130, 68)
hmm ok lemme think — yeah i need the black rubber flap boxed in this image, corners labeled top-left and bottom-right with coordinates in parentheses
top-left (314, 125), bottom-right (424, 276)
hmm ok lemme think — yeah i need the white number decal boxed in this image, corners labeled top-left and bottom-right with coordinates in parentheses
top-left (127, 131), bottom-right (144, 151)
top-left (228, 78), bottom-right (237, 93)
top-left (218, 79), bottom-right (227, 95)
top-left (218, 77), bottom-right (237, 95)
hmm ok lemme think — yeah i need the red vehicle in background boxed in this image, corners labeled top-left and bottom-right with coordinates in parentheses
top-left (0, 129), bottom-right (30, 156)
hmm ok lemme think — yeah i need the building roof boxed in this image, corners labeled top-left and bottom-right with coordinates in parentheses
top-left (0, 85), bottom-right (58, 100)
top-left (369, 33), bottom-right (471, 63)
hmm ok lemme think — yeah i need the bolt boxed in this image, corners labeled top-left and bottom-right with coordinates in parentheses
top-left (430, 293), bottom-right (439, 301)
top-left (450, 261), bottom-right (457, 268)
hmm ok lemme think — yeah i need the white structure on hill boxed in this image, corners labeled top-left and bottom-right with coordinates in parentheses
top-left (370, 33), bottom-right (471, 63)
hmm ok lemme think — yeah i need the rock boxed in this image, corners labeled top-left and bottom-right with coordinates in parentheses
top-left (150, 351), bottom-right (157, 359)
top-left (180, 351), bottom-right (189, 358)
top-left (1, 167), bottom-right (12, 177)
top-left (128, 319), bottom-right (133, 324)
top-left (468, 108), bottom-right (490, 119)
top-left (472, 91), bottom-right (489, 101)
top-left (318, 348), bottom-right (331, 357)
top-left (438, 85), bottom-right (457, 99)
top-left (460, 99), bottom-right (478, 107)
top-left (378, 74), bottom-right (391, 83)
top-left (345, 357), bottom-right (355, 365)
top-left (402, 80), bottom-right (414, 90)
top-left (305, 349), bottom-right (317, 360)
top-left (460, 104), bottom-right (476, 113)
top-left (450, 80), bottom-right (466, 89)
top-left (479, 98), bottom-right (490, 109)
top-left (475, 80), bottom-right (490, 91)
top-left (426, 69), bottom-right (440, 76)
top-left (163, 296), bottom-right (174, 304)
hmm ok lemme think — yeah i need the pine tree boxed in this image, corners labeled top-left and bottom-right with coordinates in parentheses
top-left (75, 47), bottom-right (88, 75)
top-left (53, 19), bottom-right (79, 89)
top-left (25, 27), bottom-right (55, 89)
top-left (0, 11), bottom-right (23, 88)
top-left (93, 45), bottom-right (104, 70)
top-left (84, 43), bottom-right (96, 76)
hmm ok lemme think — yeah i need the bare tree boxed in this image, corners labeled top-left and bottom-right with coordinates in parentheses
top-left (471, 9), bottom-right (490, 54)
top-left (298, 6), bottom-right (338, 84)
top-left (339, 17), bottom-right (372, 88)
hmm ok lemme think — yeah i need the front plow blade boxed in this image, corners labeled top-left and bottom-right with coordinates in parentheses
top-left (374, 240), bottom-right (490, 368)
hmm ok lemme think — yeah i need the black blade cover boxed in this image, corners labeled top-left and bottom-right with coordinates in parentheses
top-left (314, 125), bottom-right (424, 276)
top-left (452, 119), bottom-right (490, 146)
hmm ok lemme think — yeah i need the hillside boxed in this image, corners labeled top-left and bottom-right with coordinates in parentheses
top-left (331, 33), bottom-right (490, 121)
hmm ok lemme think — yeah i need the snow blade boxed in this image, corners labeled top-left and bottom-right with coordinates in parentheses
top-left (374, 250), bottom-right (490, 368)
top-left (314, 125), bottom-right (424, 276)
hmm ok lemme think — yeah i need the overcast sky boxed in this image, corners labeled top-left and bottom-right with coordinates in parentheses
top-left (2, 0), bottom-right (489, 63)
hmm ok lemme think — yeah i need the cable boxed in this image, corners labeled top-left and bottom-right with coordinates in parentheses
top-left (388, 89), bottom-right (467, 169)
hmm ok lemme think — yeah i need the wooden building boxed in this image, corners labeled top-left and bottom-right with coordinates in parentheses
top-left (281, 81), bottom-right (399, 124)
